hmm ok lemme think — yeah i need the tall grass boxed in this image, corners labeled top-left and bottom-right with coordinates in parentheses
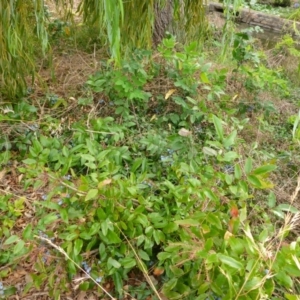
top-left (0, 1), bottom-right (48, 98)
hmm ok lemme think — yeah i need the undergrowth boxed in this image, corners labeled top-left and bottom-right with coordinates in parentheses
top-left (0, 33), bottom-right (300, 300)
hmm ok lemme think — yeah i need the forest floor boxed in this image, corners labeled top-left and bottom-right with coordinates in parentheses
top-left (1, 2), bottom-right (300, 300)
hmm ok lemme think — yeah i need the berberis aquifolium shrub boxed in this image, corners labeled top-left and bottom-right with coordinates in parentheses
top-left (1, 37), bottom-right (300, 300)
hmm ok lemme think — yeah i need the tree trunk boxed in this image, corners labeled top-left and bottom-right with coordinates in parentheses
top-left (153, 0), bottom-right (174, 45)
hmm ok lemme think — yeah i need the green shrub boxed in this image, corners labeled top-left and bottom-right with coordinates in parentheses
top-left (1, 37), bottom-right (299, 299)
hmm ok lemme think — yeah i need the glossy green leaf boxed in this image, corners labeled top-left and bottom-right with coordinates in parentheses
top-left (203, 189), bottom-right (219, 202)
top-left (276, 271), bottom-right (293, 288)
top-left (120, 257), bottom-right (136, 269)
top-left (85, 189), bottom-right (98, 201)
top-left (60, 208), bottom-right (69, 223)
top-left (99, 243), bottom-right (106, 260)
top-left (62, 146), bottom-right (69, 157)
top-left (96, 208), bottom-right (107, 220)
top-left (170, 265), bottom-right (184, 277)
top-left (106, 229), bottom-right (122, 244)
top-left (112, 272), bottom-right (123, 295)
top-left (153, 229), bottom-right (160, 245)
top-left (212, 115), bottom-right (224, 141)
top-left (79, 281), bottom-right (90, 291)
top-left (218, 253), bottom-right (243, 270)
top-left (136, 214), bottom-right (149, 227)
top-left (23, 224), bottom-right (33, 240)
top-left (138, 250), bottom-right (150, 261)
top-left (276, 204), bottom-right (299, 213)
top-left (22, 158), bottom-right (36, 165)
top-left (200, 72), bottom-right (210, 84)
top-left (67, 260), bottom-right (77, 276)
top-left (264, 278), bottom-right (275, 296)
top-left (206, 213), bottom-right (222, 229)
top-left (157, 252), bottom-right (172, 261)
top-left (258, 229), bottom-right (269, 243)
top-left (244, 276), bottom-right (263, 291)
top-left (163, 222), bottom-right (179, 233)
top-left (101, 219), bottom-right (110, 236)
top-left (40, 213), bottom-right (58, 226)
top-left (79, 232), bottom-right (92, 240)
top-left (163, 277), bottom-right (178, 292)
top-left (13, 239), bottom-right (25, 254)
top-left (223, 130), bottom-right (237, 148)
top-left (222, 151), bottom-right (239, 162)
top-left (4, 235), bottom-right (19, 245)
top-left (244, 157), bottom-right (253, 174)
top-left (228, 237), bottom-right (245, 255)
top-left (130, 158), bottom-right (143, 172)
top-left (268, 192), bottom-right (276, 208)
top-left (80, 154), bottom-right (96, 162)
top-left (247, 175), bottom-right (262, 188)
top-left (252, 164), bottom-right (276, 175)
top-left (65, 232), bottom-right (79, 241)
top-left (74, 239), bottom-right (83, 256)
top-left (32, 139), bottom-right (43, 154)
top-left (203, 146), bottom-right (217, 156)
top-left (285, 294), bottom-right (300, 300)
top-left (89, 223), bottom-right (101, 235)
top-left (272, 209), bottom-right (285, 219)
top-left (225, 173), bottom-right (233, 184)
top-left (108, 257), bottom-right (121, 269)
top-left (234, 164), bottom-right (242, 179)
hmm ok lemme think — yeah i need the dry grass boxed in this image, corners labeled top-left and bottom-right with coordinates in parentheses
top-left (35, 49), bottom-right (103, 99)
top-left (45, 0), bottom-right (82, 21)
top-left (27, 0), bottom-right (106, 102)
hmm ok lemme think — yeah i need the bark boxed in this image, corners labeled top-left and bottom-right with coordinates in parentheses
top-left (153, 0), bottom-right (174, 45)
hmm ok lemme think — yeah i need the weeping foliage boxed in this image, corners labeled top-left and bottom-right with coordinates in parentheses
top-left (181, 0), bottom-right (207, 42)
top-left (0, 0), bottom-right (48, 98)
top-left (1, 0), bottom-right (206, 99)
top-left (76, 0), bottom-right (207, 53)
top-left (122, 0), bottom-right (154, 50)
